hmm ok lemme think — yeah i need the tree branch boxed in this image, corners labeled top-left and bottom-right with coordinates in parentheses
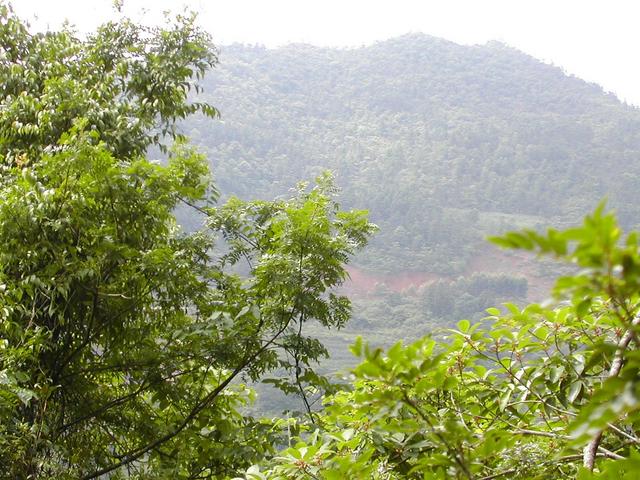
top-left (81, 317), bottom-right (293, 480)
top-left (583, 313), bottom-right (640, 470)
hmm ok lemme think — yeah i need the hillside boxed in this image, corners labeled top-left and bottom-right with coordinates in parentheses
top-left (183, 33), bottom-right (640, 334)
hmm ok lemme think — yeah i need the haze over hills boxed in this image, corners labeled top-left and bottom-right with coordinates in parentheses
top-left (183, 33), bottom-right (640, 334)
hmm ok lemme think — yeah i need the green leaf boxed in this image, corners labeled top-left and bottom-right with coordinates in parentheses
top-left (457, 319), bottom-right (471, 333)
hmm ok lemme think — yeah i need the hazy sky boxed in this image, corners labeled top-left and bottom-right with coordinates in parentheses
top-left (13, 0), bottom-right (640, 106)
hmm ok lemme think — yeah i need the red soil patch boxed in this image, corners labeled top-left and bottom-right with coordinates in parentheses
top-left (343, 245), bottom-right (555, 303)
top-left (343, 266), bottom-right (438, 296)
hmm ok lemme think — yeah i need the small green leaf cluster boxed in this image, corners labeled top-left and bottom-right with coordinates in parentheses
top-left (0, 1), bottom-right (218, 166)
top-left (205, 171), bottom-right (377, 404)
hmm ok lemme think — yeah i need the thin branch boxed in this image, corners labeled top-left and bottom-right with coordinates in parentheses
top-left (607, 423), bottom-right (640, 444)
top-left (478, 469), bottom-right (517, 480)
top-left (179, 196), bottom-right (259, 249)
top-left (597, 446), bottom-right (625, 460)
top-left (401, 391), bottom-right (474, 480)
top-left (58, 367), bottom-right (195, 435)
top-left (293, 316), bottom-right (315, 424)
top-left (513, 429), bottom-right (569, 440)
top-left (583, 313), bottom-right (640, 470)
top-left (81, 316), bottom-right (293, 480)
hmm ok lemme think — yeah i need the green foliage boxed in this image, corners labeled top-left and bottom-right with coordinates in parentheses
top-left (0, 5), bottom-right (375, 478)
top-left (0, 3), bottom-right (218, 162)
top-left (204, 172), bottom-right (377, 404)
top-left (5, 3), bottom-right (640, 479)
top-left (237, 207), bottom-right (640, 479)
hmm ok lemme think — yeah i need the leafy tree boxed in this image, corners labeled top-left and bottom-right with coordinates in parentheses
top-left (0, 5), bottom-right (375, 478)
top-left (238, 206), bottom-right (640, 479)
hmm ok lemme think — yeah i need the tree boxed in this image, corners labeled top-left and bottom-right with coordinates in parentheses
top-left (0, 4), bottom-right (375, 478)
top-left (239, 205), bottom-right (640, 479)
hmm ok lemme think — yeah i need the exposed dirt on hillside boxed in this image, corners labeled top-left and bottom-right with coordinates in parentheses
top-left (343, 245), bottom-right (555, 303)
top-left (343, 267), bottom-right (439, 296)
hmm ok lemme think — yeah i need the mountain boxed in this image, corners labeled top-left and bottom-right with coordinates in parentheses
top-left (181, 33), bottom-right (640, 335)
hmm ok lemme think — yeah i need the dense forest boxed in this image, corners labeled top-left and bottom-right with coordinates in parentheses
top-left (1, 3), bottom-right (640, 479)
top-left (189, 35), bottom-right (640, 264)
top-left (181, 35), bottom-right (640, 337)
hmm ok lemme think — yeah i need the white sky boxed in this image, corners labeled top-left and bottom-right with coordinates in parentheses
top-left (13, 0), bottom-right (640, 106)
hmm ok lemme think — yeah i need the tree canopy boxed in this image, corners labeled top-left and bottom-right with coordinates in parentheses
top-left (0, 4), bottom-right (375, 478)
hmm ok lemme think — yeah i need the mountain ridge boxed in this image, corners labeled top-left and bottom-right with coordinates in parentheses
top-left (217, 33), bottom-right (625, 111)
top-left (184, 33), bottom-right (640, 280)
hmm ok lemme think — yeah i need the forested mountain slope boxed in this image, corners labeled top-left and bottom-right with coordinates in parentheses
top-left (184, 33), bottom-right (640, 331)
